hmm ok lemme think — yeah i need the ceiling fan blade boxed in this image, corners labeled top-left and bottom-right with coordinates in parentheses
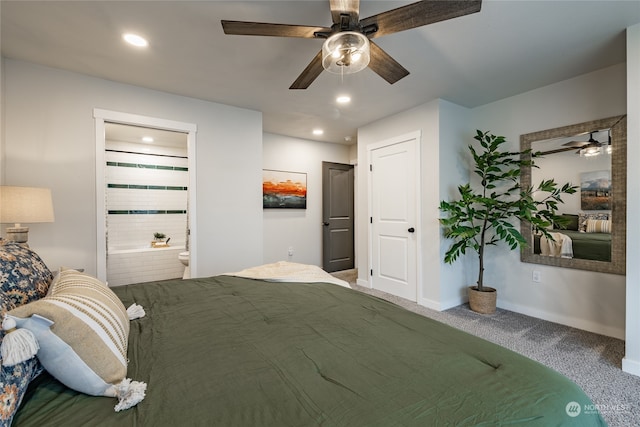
top-left (539, 147), bottom-right (581, 156)
top-left (290, 50), bottom-right (325, 89)
top-left (221, 20), bottom-right (330, 38)
top-left (562, 140), bottom-right (589, 148)
top-left (330, 0), bottom-right (360, 28)
top-left (368, 41), bottom-right (410, 84)
top-left (361, 0), bottom-right (482, 39)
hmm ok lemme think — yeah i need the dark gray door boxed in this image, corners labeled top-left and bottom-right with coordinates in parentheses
top-left (322, 162), bottom-right (354, 272)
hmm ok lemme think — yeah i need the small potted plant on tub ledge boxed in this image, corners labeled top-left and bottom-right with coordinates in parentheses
top-left (438, 130), bottom-right (576, 314)
top-left (152, 232), bottom-right (168, 248)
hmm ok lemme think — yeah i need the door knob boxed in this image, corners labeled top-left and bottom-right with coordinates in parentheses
top-left (408, 227), bottom-right (415, 233)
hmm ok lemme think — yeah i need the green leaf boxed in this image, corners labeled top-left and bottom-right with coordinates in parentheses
top-left (439, 129), bottom-right (575, 287)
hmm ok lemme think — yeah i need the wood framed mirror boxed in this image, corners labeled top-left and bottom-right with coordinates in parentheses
top-left (520, 115), bottom-right (626, 275)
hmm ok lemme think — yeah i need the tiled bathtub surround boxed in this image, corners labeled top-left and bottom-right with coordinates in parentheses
top-left (105, 139), bottom-right (188, 285)
top-left (107, 245), bottom-right (186, 286)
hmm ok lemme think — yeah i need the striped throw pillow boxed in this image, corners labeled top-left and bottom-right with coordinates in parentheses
top-left (6, 270), bottom-right (143, 408)
top-left (585, 219), bottom-right (612, 234)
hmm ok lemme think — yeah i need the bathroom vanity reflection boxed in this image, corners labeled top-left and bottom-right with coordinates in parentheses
top-left (519, 115), bottom-right (626, 275)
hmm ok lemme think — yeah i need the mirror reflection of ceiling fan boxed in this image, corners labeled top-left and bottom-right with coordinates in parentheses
top-left (562, 131), bottom-right (611, 157)
top-left (221, 0), bottom-right (482, 89)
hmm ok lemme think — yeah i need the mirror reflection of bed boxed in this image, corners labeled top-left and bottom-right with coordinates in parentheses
top-left (532, 128), bottom-right (612, 262)
top-left (520, 115), bottom-right (626, 275)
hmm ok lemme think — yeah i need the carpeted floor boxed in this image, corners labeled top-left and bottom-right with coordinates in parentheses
top-left (331, 269), bottom-right (640, 427)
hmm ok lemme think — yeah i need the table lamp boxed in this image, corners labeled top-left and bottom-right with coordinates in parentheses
top-left (0, 186), bottom-right (55, 244)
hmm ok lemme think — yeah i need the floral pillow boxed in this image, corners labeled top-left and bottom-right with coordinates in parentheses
top-left (0, 240), bottom-right (53, 304)
top-left (0, 360), bottom-right (43, 426)
top-left (0, 240), bottom-right (51, 426)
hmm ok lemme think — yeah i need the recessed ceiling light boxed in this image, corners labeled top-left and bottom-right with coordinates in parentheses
top-left (312, 129), bottom-right (324, 136)
top-left (336, 95), bottom-right (351, 104)
top-left (142, 136), bottom-right (154, 143)
top-left (123, 33), bottom-right (148, 48)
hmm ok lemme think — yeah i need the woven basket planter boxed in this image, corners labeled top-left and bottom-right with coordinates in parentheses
top-left (468, 286), bottom-right (497, 314)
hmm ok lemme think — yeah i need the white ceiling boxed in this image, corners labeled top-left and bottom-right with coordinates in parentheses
top-left (106, 122), bottom-right (188, 148)
top-left (2, 1), bottom-right (639, 145)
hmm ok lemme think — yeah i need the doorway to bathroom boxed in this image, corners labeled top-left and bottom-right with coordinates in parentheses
top-left (94, 109), bottom-right (197, 285)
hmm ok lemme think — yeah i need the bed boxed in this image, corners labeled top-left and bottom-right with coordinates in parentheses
top-left (1, 242), bottom-right (606, 426)
top-left (534, 229), bottom-right (611, 261)
top-left (533, 213), bottom-right (612, 262)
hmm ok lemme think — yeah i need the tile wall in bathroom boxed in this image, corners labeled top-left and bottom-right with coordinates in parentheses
top-left (105, 143), bottom-right (188, 249)
top-left (105, 139), bottom-right (188, 285)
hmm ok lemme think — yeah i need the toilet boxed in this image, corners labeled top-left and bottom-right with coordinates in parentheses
top-left (178, 251), bottom-right (191, 279)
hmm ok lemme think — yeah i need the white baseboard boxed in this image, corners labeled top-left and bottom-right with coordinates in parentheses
top-left (419, 295), bottom-right (466, 312)
top-left (622, 357), bottom-right (640, 377)
top-left (498, 300), bottom-right (625, 340)
top-left (418, 297), bottom-right (442, 311)
top-left (356, 278), bottom-right (371, 288)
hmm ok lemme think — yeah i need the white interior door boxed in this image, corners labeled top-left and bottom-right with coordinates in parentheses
top-left (369, 134), bottom-right (419, 301)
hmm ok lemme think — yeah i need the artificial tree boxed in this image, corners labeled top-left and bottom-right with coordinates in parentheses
top-left (439, 130), bottom-right (576, 311)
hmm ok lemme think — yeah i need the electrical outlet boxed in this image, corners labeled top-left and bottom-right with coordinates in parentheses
top-left (288, 247), bottom-right (294, 257)
top-left (532, 270), bottom-right (541, 283)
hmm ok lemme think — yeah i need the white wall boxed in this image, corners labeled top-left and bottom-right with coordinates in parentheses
top-left (623, 23), bottom-right (640, 375)
top-left (469, 63), bottom-right (627, 339)
top-left (357, 100), bottom-right (435, 289)
top-left (356, 63), bottom-right (627, 339)
top-left (437, 100), bottom-right (475, 308)
top-left (3, 59), bottom-right (263, 277)
top-left (262, 133), bottom-right (350, 266)
top-left (0, 54), bottom-right (4, 183)
top-left (357, 99), bottom-right (473, 309)
top-left (533, 148), bottom-right (611, 215)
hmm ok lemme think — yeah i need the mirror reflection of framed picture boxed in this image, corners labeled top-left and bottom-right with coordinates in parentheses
top-left (580, 170), bottom-right (611, 210)
top-left (263, 169), bottom-right (307, 209)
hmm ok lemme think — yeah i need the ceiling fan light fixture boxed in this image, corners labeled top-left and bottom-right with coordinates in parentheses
top-left (322, 32), bottom-right (370, 75)
top-left (578, 131), bottom-right (607, 157)
top-left (579, 145), bottom-right (601, 157)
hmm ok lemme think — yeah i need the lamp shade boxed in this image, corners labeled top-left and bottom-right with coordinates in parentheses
top-left (0, 186), bottom-right (55, 224)
top-left (322, 31), bottom-right (370, 75)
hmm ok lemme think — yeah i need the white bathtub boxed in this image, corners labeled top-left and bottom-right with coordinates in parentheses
top-left (107, 244), bottom-right (186, 286)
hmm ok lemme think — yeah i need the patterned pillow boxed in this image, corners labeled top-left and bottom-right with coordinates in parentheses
top-left (578, 213), bottom-right (609, 232)
top-left (0, 240), bottom-right (53, 305)
top-left (0, 240), bottom-right (49, 426)
top-left (0, 360), bottom-right (43, 426)
top-left (5, 269), bottom-right (146, 411)
top-left (1, 288), bottom-right (43, 426)
top-left (585, 219), bottom-right (612, 234)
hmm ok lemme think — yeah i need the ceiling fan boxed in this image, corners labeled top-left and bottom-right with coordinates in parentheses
top-left (562, 131), bottom-right (611, 157)
top-left (221, 0), bottom-right (482, 89)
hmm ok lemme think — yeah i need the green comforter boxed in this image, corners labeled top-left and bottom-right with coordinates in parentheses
top-left (14, 275), bottom-right (605, 426)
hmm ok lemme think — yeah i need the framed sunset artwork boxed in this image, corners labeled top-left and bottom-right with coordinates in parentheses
top-left (263, 169), bottom-right (307, 209)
